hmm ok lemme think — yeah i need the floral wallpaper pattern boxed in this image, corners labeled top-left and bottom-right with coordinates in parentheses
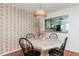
top-left (0, 3), bottom-right (39, 55)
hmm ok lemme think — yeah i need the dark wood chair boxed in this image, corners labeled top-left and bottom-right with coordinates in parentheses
top-left (48, 37), bottom-right (68, 56)
top-left (26, 33), bottom-right (35, 39)
top-left (19, 38), bottom-right (41, 56)
top-left (49, 33), bottom-right (58, 40)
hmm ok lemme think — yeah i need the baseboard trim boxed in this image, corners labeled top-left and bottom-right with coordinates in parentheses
top-left (65, 49), bottom-right (79, 53)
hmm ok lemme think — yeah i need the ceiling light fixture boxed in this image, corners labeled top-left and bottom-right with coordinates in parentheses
top-left (33, 3), bottom-right (48, 17)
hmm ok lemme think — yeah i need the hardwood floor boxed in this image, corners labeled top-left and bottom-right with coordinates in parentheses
top-left (64, 50), bottom-right (79, 56)
top-left (3, 50), bottom-right (23, 56)
top-left (3, 50), bottom-right (79, 56)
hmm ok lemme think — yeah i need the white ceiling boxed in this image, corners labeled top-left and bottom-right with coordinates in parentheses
top-left (7, 3), bottom-right (79, 13)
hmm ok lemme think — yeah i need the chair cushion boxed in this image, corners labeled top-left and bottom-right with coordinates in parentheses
top-left (25, 50), bottom-right (40, 56)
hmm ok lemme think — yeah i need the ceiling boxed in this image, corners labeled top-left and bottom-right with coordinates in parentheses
top-left (8, 3), bottom-right (79, 13)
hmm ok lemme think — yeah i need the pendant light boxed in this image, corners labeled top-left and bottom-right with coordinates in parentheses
top-left (33, 3), bottom-right (48, 17)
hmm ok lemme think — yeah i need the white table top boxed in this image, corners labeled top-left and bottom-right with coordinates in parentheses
top-left (29, 37), bottom-right (62, 50)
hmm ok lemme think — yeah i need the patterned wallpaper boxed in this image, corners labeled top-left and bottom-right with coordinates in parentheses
top-left (0, 3), bottom-right (40, 55)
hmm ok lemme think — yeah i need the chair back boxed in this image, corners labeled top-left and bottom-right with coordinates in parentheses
top-left (19, 38), bottom-right (34, 55)
top-left (49, 33), bottom-right (58, 40)
top-left (26, 33), bottom-right (35, 39)
top-left (60, 37), bottom-right (68, 55)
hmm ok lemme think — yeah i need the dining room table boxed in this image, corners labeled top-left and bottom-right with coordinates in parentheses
top-left (28, 37), bottom-right (62, 56)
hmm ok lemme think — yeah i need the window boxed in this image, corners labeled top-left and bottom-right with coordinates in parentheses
top-left (45, 15), bottom-right (69, 33)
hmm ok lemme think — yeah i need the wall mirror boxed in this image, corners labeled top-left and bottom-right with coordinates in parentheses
top-left (45, 15), bottom-right (69, 33)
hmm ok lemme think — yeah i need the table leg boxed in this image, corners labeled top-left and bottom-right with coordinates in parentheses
top-left (41, 50), bottom-right (48, 56)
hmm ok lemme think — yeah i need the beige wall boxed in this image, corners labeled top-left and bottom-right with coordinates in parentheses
top-left (0, 3), bottom-right (40, 55)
